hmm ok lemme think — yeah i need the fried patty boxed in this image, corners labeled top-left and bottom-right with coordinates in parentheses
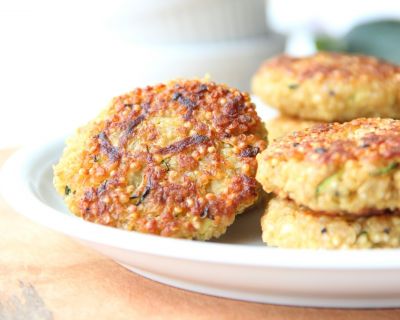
top-left (256, 118), bottom-right (400, 215)
top-left (252, 52), bottom-right (400, 121)
top-left (265, 115), bottom-right (321, 141)
top-left (54, 79), bottom-right (267, 240)
top-left (262, 198), bottom-right (400, 249)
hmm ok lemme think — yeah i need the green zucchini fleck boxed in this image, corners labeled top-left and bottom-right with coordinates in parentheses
top-left (316, 172), bottom-right (341, 196)
top-left (161, 158), bottom-right (171, 171)
top-left (130, 186), bottom-right (151, 206)
top-left (65, 185), bottom-right (71, 196)
top-left (371, 162), bottom-right (399, 176)
top-left (288, 83), bottom-right (299, 90)
top-left (130, 194), bottom-right (139, 200)
top-left (357, 230), bottom-right (368, 240)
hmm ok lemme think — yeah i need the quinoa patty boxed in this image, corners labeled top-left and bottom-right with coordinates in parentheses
top-left (252, 52), bottom-right (400, 121)
top-left (54, 79), bottom-right (267, 240)
top-left (257, 118), bottom-right (400, 215)
top-left (265, 115), bottom-right (321, 141)
top-left (262, 198), bottom-right (400, 249)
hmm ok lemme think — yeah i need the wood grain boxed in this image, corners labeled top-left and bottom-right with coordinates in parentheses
top-left (0, 148), bottom-right (399, 320)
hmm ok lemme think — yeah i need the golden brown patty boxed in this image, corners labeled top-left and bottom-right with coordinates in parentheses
top-left (252, 52), bottom-right (400, 121)
top-left (256, 118), bottom-right (400, 215)
top-left (54, 79), bottom-right (267, 240)
top-left (262, 198), bottom-right (400, 249)
top-left (265, 115), bottom-right (321, 141)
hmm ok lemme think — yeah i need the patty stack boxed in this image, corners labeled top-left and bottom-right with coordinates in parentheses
top-left (251, 52), bottom-right (400, 140)
top-left (253, 52), bottom-right (400, 249)
top-left (256, 118), bottom-right (400, 249)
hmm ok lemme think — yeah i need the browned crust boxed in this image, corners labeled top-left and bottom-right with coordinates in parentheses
top-left (256, 52), bottom-right (400, 81)
top-left (98, 132), bottom-right (120, 162)
top-left (262, 118), bottom-right (400, 164)
top-left (157, 135), bottom-right (209, 155)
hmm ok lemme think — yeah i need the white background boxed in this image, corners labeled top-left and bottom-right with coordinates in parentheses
top-left (0, 0), bottom-right (399, 148)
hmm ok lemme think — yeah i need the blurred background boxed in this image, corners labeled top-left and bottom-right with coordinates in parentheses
top-left (0, 0), bottom-right (399, 148)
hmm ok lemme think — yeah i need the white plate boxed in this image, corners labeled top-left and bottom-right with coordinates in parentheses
top-left (2, 104), bottom-right (400, 308)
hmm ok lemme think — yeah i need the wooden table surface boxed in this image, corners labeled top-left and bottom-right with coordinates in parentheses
top-left (0, 149), bottom-right (399, 320)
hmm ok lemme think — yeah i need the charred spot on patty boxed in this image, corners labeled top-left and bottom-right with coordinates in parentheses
top-left (97, 132), bottom-right (120, 162)
top-left (157, 135), bottom-right (209, 155)
top-left (240, 146), bottom-right (260, 158)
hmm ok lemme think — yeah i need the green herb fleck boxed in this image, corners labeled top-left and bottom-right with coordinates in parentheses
top-left (161, 158), bottom-right (170, 171)
top-left (316, 172), bottom-right (341, 196)
top-left (288, 83), bottom-right (299, 90)
top-left (371, 162), bottom-right (399, 176)
top-left (65, 185), bottom-right (71, 196)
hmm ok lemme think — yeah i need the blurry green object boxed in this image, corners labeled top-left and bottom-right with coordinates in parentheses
top-left (315, 20), bottom-right (400, 64)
